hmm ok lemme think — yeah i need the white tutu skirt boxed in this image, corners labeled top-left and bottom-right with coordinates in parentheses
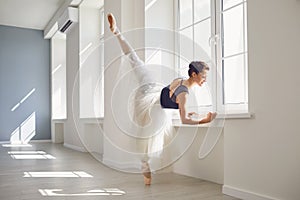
top-left (131, 83), bottom-right (176, 161)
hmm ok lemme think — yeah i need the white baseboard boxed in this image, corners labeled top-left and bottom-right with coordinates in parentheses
top-left (0, 140), bottom-right (51, 144)
top-left (223, 185), bottom-right (280, 200)
top-left (0, 141), bottom-right (12, 144)
top-left (63, 143), bottom-right (87, 152)
top-left (30, 140), bottom-right (52, 143)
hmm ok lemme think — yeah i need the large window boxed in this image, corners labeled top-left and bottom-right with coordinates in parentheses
top-left (177, 0), bottom-right (248, 114)
top-left (51, 34), bottom-right (67, 120)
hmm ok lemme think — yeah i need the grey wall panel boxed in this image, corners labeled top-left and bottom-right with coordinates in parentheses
top-left (0, 25), bottom-right (51, 142)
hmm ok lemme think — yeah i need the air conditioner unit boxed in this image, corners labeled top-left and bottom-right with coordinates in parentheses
top-left (58, 7), bottom-right (78, 33)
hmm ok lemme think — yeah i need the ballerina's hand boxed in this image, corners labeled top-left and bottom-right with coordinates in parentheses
top-left (207, 112), bottom-right (217, 122)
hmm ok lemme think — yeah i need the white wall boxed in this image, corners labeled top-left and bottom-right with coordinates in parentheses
top-left (102, 0), bottom-right (179, 172)
top-left (49, 0), bottom-right (104, 154)
top-left (145, 0), bottom-right (174, 29)
top-left (64, 23), bottom-right (86, 151)
top-left (223, 0), bottom-right (300, 200)
top-left (63, 23), bottom-right (102, 153)
top-left (145, 0), bottom-right (176, 82)
top-left (172, 127), bottom-right (224, 184)
top-left (77, 0), bottom-right (104, 155)
top-left (103, 0), bottom-right (145, 170)
top-left (62, 2), bottom-right (104, 154)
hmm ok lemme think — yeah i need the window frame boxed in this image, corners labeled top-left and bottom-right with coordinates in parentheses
top-left (175, 0), bottom-right (249, 115)
top-left (99, 7), bottom-right (105, 118)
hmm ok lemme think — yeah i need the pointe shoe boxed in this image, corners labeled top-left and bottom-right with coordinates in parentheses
top-left (144, 174), bottom-right (151, 185)
top-left (142, 162), bottom-right (152, 185)
top-left (107, 13), bottom-right (117, 34)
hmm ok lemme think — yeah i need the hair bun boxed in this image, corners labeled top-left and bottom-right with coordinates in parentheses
top-left (188, 61), bottom-right (210, 77)
top-left (189, 62), bottom-right (195, 69)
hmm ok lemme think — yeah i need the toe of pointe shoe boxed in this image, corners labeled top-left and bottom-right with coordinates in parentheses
top-left (144, 176), bottom-right (151, 185)
top-left (107, 13), bottom-right (114, 23)
top-left (107, 13), bottom-right (116, 32)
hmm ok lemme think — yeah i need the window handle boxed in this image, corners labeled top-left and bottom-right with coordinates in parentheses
top-left (209, 34), bottom-right (219, 46)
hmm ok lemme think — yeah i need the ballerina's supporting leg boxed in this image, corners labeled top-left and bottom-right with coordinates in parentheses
top-left (142, 161), bottom-right (151, 185)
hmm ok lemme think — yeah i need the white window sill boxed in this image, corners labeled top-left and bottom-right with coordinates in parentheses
top-left (79, 117), bottom-right (104, 124)
top-left (217, 112), bottom-right (253, 119)
top-left (172, 121), bottom-right (212, 128)
top-left (52, 118), bottom-right (104, 124)
top-left (52, 118), bottom-right (67, 122)
top-left (172, 112), bottom-right (253, 127)
top-left (172, 119), bottom-right (224, 128)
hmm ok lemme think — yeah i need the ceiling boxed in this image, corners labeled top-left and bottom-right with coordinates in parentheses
top-left (0, 0), bottom-right (104, 30)
top-left (0, 0), bottom-right (66, 30)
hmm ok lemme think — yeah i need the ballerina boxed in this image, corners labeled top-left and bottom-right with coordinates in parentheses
top-left (107, 13), bottom-right (217, 185)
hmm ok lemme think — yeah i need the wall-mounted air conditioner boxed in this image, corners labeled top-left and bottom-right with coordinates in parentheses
top-left (58, 7), bottom-right (78, 33)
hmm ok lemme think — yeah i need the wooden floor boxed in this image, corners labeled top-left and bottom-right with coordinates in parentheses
top-left (0, 142), bottom-right (239, 200)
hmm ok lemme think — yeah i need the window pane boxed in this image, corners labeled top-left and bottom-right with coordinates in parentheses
top-left (100, 10), bottom-right (104, 35)
top-left (188, 84), bottom-right (212, 108)
top-left (178, 57), bottom-right (190, 77)
top-left (52, 37), bottom-right (66, 120)
top-left (194, 0), bottom-right (211, 22)
top-left (194, 18), bottom-right (211, 61)
top-left (179, 0), bottom-right (193, 28)
top-left (244, 3), bottom-right (247, 51)
top-left (223, 54), bottom-right (247, 104)
top-left (222, 4), bottom-right (244, 57)
top-left (99, 40), bottom-right (104, 117)
top-left (179, 27), bottom-right (193, 70)
top-left (222, 0), bottom-right (244, 10)
top-left (179, 27), bottom-right (193, 76)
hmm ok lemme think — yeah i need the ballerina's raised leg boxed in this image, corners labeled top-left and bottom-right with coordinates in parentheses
top-left (107, 13), bottom-right (152, 185)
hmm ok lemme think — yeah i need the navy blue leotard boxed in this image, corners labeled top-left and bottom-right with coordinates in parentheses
top-left (160, 79), bottom-right (189, 109)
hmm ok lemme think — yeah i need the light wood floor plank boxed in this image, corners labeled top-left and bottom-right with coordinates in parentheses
top-left (0, 142), bottom-right (239, 200)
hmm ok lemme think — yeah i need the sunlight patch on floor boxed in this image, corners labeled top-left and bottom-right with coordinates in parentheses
top-left (8, 150), bottom-right (55, 159)
top-left (24, 171), bottom-right (93, 178)
top-left (11, 154), bottom-right (55, 159)
top-left (8, 151), bottom-right (46, 154)
top-left (2, 144), bottom-right (32, 147)
top-left (39, 188), bottom-right (126, 196)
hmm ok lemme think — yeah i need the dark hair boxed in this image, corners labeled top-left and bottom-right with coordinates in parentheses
top-left (188, 61), bottom-right (209, 77)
